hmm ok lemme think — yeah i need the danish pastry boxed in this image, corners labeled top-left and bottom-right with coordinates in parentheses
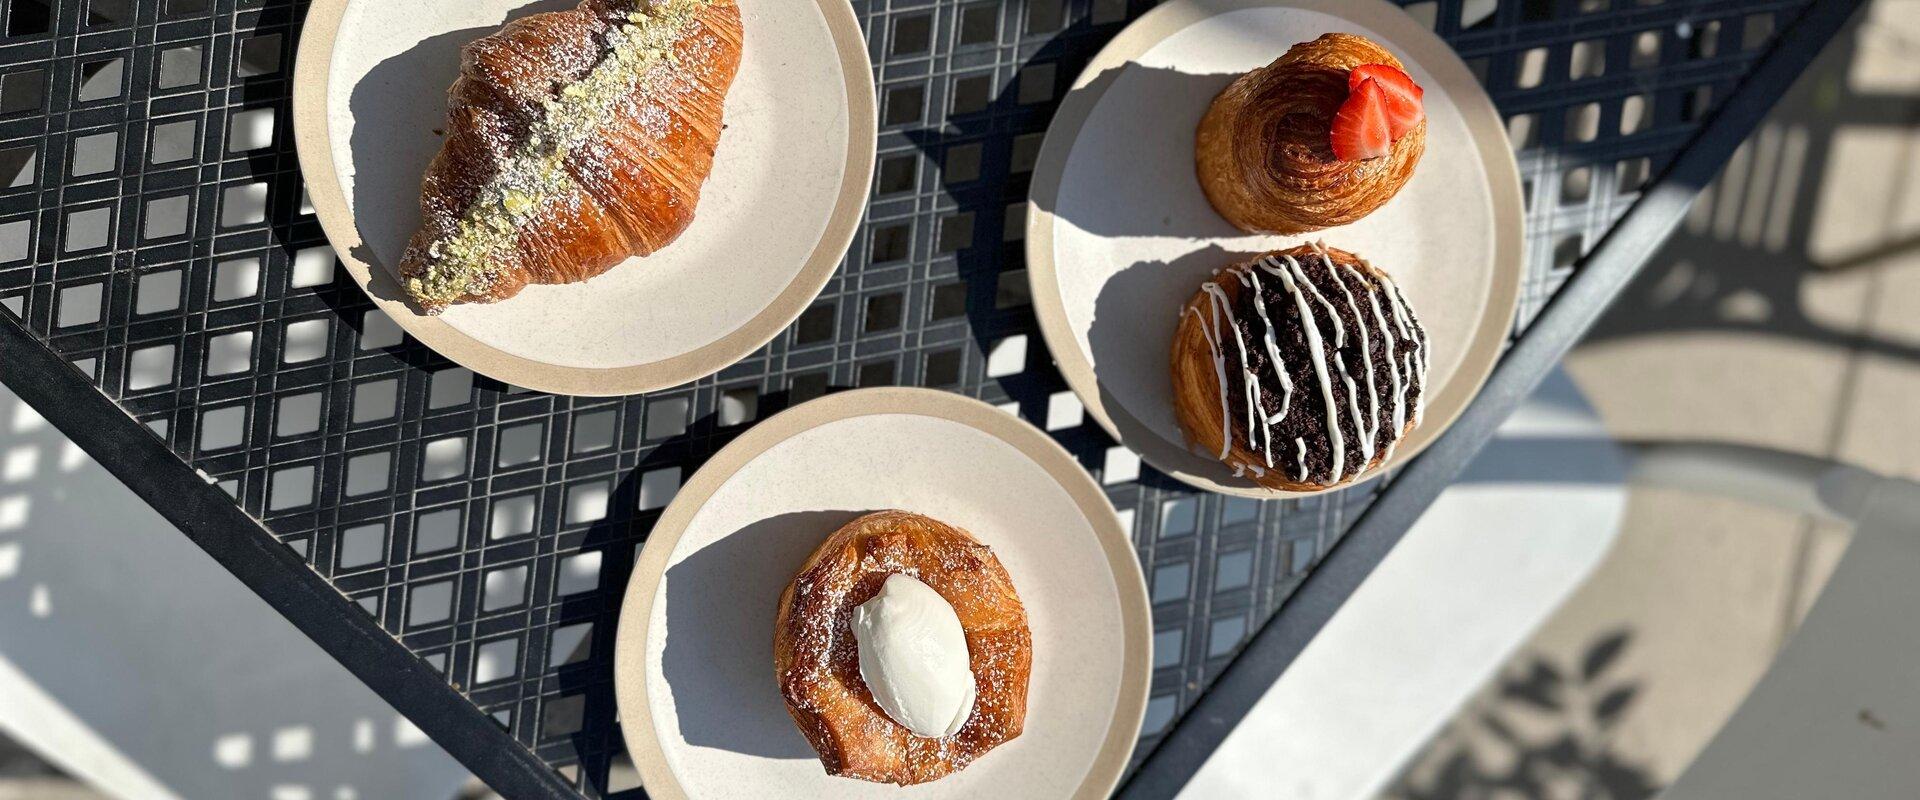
top-left (1170, 243), bottom-right (1431, 490)
top-left (774, 511), bottom-right (1031, 785)
top-left (1195, 33), bottom-right (1425, 235)
top-left (398, 0), bottom-right (743, 314)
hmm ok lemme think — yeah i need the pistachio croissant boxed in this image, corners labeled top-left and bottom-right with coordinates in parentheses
top-left (399, 0), bottom-right (742, 314)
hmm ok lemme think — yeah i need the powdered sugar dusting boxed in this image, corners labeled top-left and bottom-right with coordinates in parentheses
top-left (775, 510), bottom-right (1031, 785)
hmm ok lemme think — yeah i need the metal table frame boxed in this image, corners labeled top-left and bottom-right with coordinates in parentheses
top-left (0, 0), bottom-right (1864, 797)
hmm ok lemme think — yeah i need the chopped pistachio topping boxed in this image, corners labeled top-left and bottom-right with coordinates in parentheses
top-left (407, 0), bottom-right (708, 309)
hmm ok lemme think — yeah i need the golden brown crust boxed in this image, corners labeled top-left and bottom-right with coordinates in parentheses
top-left (1195, 33), bottom-right (1425, 235)
top-left (1169, 244), bottom-right (1420, 491)
top-left (399, 0), bottom-right (743, 313)
top-left (774, 511), bottom-right (1031, 785)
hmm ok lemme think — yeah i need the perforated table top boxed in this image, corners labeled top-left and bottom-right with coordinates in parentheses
top-left (0, 0), bottom-right (1855, 797)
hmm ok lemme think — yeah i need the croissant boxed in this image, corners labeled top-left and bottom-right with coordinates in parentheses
top-left (775, 511), bottom-right (1031, 785)
top-left (1195, 33), bottom-right (1424, 235)
top-left (398, 0), bottom-right (743, 314)
top-left (1170, 243), bottom-right (1431, 491)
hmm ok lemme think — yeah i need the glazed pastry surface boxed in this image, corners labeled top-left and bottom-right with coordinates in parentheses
top-left (1195, 33), bottom-right (1425, 234)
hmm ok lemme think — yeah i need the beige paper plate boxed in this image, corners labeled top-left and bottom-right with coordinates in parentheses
top-left (612, 388), bottom-right (1150, 799)
top-left (1027, 0), bottom-right (1524, 497)
top-left (293, 0), bottom-right (875, 396)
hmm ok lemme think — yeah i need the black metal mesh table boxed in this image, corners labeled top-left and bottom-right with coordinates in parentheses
top-left (0, 0), bottom-right (1861, 797)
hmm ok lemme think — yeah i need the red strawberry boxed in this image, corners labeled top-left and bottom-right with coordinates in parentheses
top-left (1349, 63), bottom-right (1424, 138)
top-left (1329, 77), bottom-right (1391, 161)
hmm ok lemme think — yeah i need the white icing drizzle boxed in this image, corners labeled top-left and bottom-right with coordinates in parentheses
top-left (1363, 285), bottom-right (1408, 460)
top-left (1184, 248), bottom-right (1429, 487)
top-left (1296, 244), bottom-right (1347, 349)
top-left (1183, 286), bottom-right (1235, 460)
top-left (1201, 280), bottom-right (1259, 465)
top-left (1226, 267), bottom-right (1287, 468)
top-left (1219, 271), bottom-right (1273, 466)
top-left (1323, 251), bottom-right (1381, 462)
top-left (1377, 273), bottom-right (1429, 425)
top-left (1243, 268), bottom-right (1296, 422)
top-left (1301, 242), bottom-right (1368, 480)
top-left (1379, 294), bottom-right (1417, 433)
top-left (1266, 255), bottom-right (1346, 482)
top-left (1334, 351), bottom-right (1366, 479)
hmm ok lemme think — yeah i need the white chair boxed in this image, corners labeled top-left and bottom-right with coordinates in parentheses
top-left (1635, 444), bottom-right (1920, 800)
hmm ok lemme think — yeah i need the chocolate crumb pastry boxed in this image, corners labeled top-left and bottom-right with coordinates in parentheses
top-left (1195, 33), bottom-right (1426, 235)
top-left (775, 511), bottom-right (1031, 785)
top-left (1170, 243), bottom-right (1431, 491)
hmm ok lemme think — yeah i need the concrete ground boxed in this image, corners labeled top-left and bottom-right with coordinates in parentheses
top-left (1387, 1), bottom-right (1920, 798)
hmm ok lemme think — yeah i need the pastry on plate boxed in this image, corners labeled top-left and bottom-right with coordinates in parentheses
top-left (774, 510), bottom-right (1031, 785)
top-left (1195, 33), bottom-right (1426, 235)
top-left (399, 0), bottom-right (743, 314)
top-left (1170, 243), bottom-right (1431, 491)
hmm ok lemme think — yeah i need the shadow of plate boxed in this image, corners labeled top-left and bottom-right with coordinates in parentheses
top-left (660, 509), bottom-right (868, 760)
top-left (1087, 242), bottom-right (1267, 491)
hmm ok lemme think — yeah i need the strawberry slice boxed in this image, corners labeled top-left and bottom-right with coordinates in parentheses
top-left (1349, 63), bottom-right (1424, 138)
top-left (1329, 77), bottom-right (1391, 161)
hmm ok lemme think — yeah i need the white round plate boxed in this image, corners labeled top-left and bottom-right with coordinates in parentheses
top-left (613, 388), bottom-right (1150, 800)
top-left (1027, 0), bottom-right (1524, 497)
top-left (294, 0), bottom-right (874, 396)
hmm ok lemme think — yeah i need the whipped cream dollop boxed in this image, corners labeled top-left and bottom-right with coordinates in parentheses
top-left (850, 573), bottom-right (977, 738)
